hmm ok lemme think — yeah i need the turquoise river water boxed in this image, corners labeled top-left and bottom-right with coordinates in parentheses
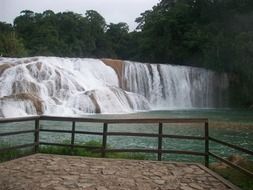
top-left (0, 109), bottom-right (252, 163)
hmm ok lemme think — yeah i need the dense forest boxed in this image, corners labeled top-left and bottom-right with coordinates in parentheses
top-left (0, 0), bottom-right (253, 107)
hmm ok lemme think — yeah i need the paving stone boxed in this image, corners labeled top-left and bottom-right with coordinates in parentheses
top-left (151, 175), bottom-right (162, 180)
top-left (184, 167), bottom-right (194, 173)
top-left (136, 182), bottom-right (152, 190)
top-left (40, 180), bottom-right (58, 188)
top-left (189, 183), bottom-right (203, 190)
top-left (0, 154), bottom-right (234, 190)
top-left (153, 179), bottom-right (165, 185)
top-left (102, 169), bottom-right (116, 175)
top-left (96, 186), bottom-right (108, 190)
top-left (180, 186), bottom-right (194, 190)
top-left (77, 183), bottom-right (94, 188)
top-left (143, 171), bottom-right (151, 176)
top-left (53, 185), bottom-right (69, 190)
top-left (118, 177), bottom-right (135, 186)
top-left (193, 170), bottom-right (206, 175)
top-left (61, 175), bottom-right (79, 181)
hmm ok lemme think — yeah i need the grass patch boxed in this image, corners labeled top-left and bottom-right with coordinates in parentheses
top-left (0, 140), bottom-right (146, 162)
top-left (39, 140), bottom-right (147, 160)
top-left (211, 158), bottom-right (253, 190)
top-left (0, 143), bottom-right (33, 162)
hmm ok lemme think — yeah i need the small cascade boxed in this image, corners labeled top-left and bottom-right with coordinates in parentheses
top-left (0, 57), bottom-right (229, 118)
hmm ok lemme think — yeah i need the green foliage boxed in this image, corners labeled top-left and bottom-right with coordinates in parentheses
top-left (0, 22), bottom-right (27, 57)
top-left (13, 10), bottom-right (110, 57)
top-left (106, 22), bottom-right (130, 58)
top-left (0, 140), bottom-right (146, 162)
top-left (0, 142), bottom-right (33, 162)
top-left (39, 140), bottom-right (146, 160)
top-left (0, 140), bottom-right (146, 163)
top-left (0, 148), bottom-right (23, 162)
top-left (0, 22), bottom-right (12, 32)
top-left (39, 140), bottom-right (102, 157)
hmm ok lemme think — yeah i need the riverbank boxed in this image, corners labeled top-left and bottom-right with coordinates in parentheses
top-left (211, 155), bottom-right (253, 190)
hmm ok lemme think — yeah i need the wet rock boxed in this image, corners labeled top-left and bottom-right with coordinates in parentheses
top-left (0, 63), bottom-right (14, 76)
top-left (227, 155), bottom-right (245, 164)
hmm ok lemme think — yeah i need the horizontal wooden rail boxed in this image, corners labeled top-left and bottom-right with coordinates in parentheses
top-left (40, 129), bottom-right (204, 140)
top-left (107, 132), bottom-right (158, 137)
top-left (39, 142), bottom-right (101, 150)
top-left (0, 143), bottom-right (36, 153)
top-left (0, 116), bottom-right (39, 123)
top-left (0, 115), bottom-right (208, 124)
top-left (39, 115), bottom-right (208, 124)
top-left (162, 134), bottom-right (204, 140)
top-left (104, 148), bottom-right (159, 153)
top-left (40, 129), bottom-right (103, 136)
top-left (104, 148), bottom-right (205, 156)
top-left (209, 152), bottom-right (253, 178)
top-left (209, 137), bottom-right (253, 156)
top-left (0, 130), bottom-right (35, 137)
top-left (106, 132), bottom-right (204, 140)
top-left (162, 150), bottom-right (206, 156)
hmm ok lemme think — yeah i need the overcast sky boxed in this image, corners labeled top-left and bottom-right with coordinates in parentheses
top-left (0, 0), bottom-right (159, 31)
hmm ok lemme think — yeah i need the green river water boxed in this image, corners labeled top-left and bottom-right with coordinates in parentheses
top-left (0, 109), bottom-right (253, 163)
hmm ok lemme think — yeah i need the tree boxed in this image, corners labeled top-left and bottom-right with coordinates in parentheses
top-left (14, 10), bottom-right (37, 51)
top-left (0, 31), bottom-right (27, 57)
top-left (0, 22), bottom-right (27, 57)
top-left (85, 10), bottom-right (108, 57)
top-left (106, 22), bottom-right (130, 58)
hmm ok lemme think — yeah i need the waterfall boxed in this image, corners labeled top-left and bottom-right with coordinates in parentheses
top-left (123, 61), bottom-right (229, 109)
top-left (0, 57), bottom-right (229, 117)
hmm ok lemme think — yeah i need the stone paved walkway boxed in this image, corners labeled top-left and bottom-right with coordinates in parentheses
top-left (0, 154), bottom-right (238, 190)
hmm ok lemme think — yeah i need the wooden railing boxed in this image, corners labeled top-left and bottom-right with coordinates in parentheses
top-left (0, 115), bottom-right (252, 178)
top-left (0, 116), bottom-right (40, 154)
top-left (209, 137), bottom-right (253, 178)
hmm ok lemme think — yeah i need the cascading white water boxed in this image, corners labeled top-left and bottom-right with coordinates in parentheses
top-left (0, 57), bottom-right (229, 117)
top-left (0, 57), bottom-right (150, 117)
top-left (123, 61), bottom-right (229, 109)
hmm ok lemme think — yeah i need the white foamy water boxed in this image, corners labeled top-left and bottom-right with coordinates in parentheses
top-left (0, 57), bottom-right (149, 117)
top-left (0, 57), bottom-right (229, 117)
top-left (123, 61), bottom-right (229, 109)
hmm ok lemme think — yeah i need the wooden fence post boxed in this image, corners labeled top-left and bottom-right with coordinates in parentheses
top-left (158, 122), bottom-right (163, 161)
top-left (34, 118), bottom-right (40, 153)
top-left (102, 123), bottom-right (108, 158)
top-left (205, 121), bottom-right (209, 167)
top-left (71, 121), bottom-right (76, 155)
